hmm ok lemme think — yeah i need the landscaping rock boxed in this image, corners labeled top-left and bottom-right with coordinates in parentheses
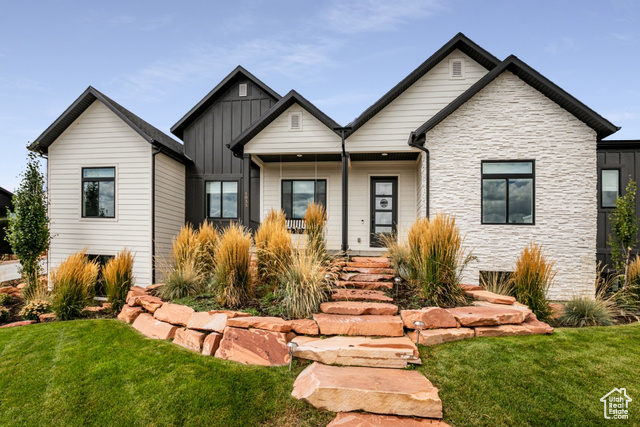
top-left (460, 284), bottom-right (482, 291)
top-left (292, 362), bottom-right (442, 418)
top-left (0, 320), bottom-right (36, 328)
top-left (328, 413), bottom-right (451, 426)
top-left (83, 303), bottom-right (111, 313)
top-left (474, 314), bottom-right (554, 337)
top-left (214, 327), bottom-right (289, 366)
top-left (187, 312), bottom-right (232, 332)
top-left (289, 319), bottom-right (319, 335)
top-left (225, 316), bottom-right (292, 332)
top-left (340, 273), bottom-right (394, 283)
top-left (549, 302), bottom-right (565, 319)
top-left (145, 283), bottom-right (164, 291)
top-left (346, 261), bottom-right (391, 269)
top-left (472, 300), bottom-right (532, 319)
top-left (39, 313), bottom-right (57, 323)
top-left (292, 336), bottom-right (419, 368)
top-left (314, 314), bottom-right (404, 337)
top-left (350, 257), bottom-right (390, 267)
top-left (0, 286), bottom-right (20, 297)
top-left (465, 289), bottom-right (516, 305)
top-left (132, 313), bottom-right (178, 340)
top-left (126, 286), bottom-right (148, 305)
top-left (332, 289), bottom-right (393, 302)
top-left (16, 283), bottom-right (26, 290)
top-left (343, 267), bottom-right (395, 275)
top-left (173, 328), bottom-right (205, 352)
top-left (207, 310), bottom-right (252, 318)
top-left (523, 314), bottom-right (554, 334)
top-left (153, 303), bottom-right (195, 327)
top-left (132, 295), bottom-right (164, 313)
top-left (321, 301), bottom-right (398, 316)
top-left (401, 308), bottom-right (458, 329)
top-left (407, 328), bottom-right (475, 346)
top-left (202, 332), bottom-right (223, 356)
top-left (117, 305), bottom-right (143, 323)
top-left (335, 280), bottom-right (393, 290)
top-left (446, 306), bottom-right (524, 326)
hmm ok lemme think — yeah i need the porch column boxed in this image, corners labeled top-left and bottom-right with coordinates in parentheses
top-left (242, 154), bottom-right (251, 229)
top-left (341, 151), bottom-right (349, 252)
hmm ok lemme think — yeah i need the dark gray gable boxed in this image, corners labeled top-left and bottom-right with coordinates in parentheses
top-left (30, 86), bottom-right (190, 164)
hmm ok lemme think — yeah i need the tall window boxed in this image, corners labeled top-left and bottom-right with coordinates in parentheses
top-left (281, 180), bottom-right (326, 219)
top-left (82, 167), bottom-right (115, 218)
top-left (601, 169), bottom-right (619, 208)
top-left (206, 181), bottom-right (238, 219)
top-left (482, 161), bottom-right (534, 224)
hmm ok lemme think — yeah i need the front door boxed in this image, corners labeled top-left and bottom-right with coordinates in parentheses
top-left (370, 177), bottom-right (398, 247)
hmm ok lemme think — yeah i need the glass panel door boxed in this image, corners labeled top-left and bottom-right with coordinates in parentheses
top-left (370, 177), bottom-right (398, 247)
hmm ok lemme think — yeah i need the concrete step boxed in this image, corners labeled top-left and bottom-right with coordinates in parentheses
top-left (340, 273), bottom-right (394, 282)
top-left (343, 266), bottom-right (395, 275)
top-left (336, 280), bottom-right (393, 290)
top-left (331, 288), bottom-right (393, 303)
top-left (291, 362), bottom-right (443, 418)
top-left (350, 257), bottom-right (391, 267)
top-left (291, 336), bottom-right (419, 368)
top-left (320, 301), bottom-right (398, 315)
top-left (314, 313), bottom-right (404, 337)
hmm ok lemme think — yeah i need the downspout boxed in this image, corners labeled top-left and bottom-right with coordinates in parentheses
top-left (334, 127), bottom-right (351, 252)
top-left (408, 132), bottom-right (430, 218)
top-left (151, 145), bottom-right (162, 284)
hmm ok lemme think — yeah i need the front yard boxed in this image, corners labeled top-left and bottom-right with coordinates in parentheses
top-left (0, 320), bottom-right (637, 426)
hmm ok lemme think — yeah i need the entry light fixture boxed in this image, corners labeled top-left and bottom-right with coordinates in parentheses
top-left (413, 320), bottom-right (426, 346)
top-left (297, 154), bottom-right (303, 157)
top-left (381, 153), bottom-right (388, 156)
top-left (286, 341), bottom-right (299, 371)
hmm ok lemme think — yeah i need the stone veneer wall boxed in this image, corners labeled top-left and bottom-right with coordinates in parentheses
top-left (423, 71), bottom-right (598, 300)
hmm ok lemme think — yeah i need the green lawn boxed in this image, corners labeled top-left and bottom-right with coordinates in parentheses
top-left (0, 320), bottom-right (638, 426)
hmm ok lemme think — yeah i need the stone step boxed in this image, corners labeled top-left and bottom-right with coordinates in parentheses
top-left (340, 273), bottom-right (394, 283)
top-left (407, 328), bottom-right (475, 346)
top-left (314, 313), bottom-right (404, 337)
top-left (350, 257), bottom-right (391, 267)
top-left (343, 266), bottom-right (395, 275)
top-left (465, 289), bottom-right (516, 305)
top-left (291, 362), bottom-right (442, 418)
top-left (328, 413), bottom-right (451, 426)
top-left (332, 289), bottom-right (393, 303)
top-left (474, 314), bottom-right (554, 337)
top-left (336, 280), bottom-right (393, 290)
top-left (321, 301), bottom-right (398, 315)
top-left (291, 336), bottom-right (419, 368)
top-left (345, 261), bottom-right (392, 269)
top-left (446, 305), bottom-right (526, 327)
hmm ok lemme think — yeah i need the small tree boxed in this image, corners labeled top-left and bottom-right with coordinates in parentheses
top-left (608, 178), bottom-right (638, 288)
top-left (6, 150), bottom-right (50, 291)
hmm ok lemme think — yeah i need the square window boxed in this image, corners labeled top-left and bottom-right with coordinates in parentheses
top-left (82, 167), bottom-right (115, 218)
top-left (481, 161), bottom-right (534, 225)
top-left (281, 179), bottom-right (326, 219)
top-left (206, 181), bottom-right (238, 219)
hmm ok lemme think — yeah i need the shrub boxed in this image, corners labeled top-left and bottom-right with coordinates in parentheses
top-left (0, 307), bottom-right (9, 322)
top-left (159, 258), bottom-right (206, 300)
top-left (512, 243), bottom-right (554, 321)
top-left (103, 249), bottom-right (135, 313)
top-left (480, 271), bottom-right (514, 296)
top-left (211, 223), bottom-right (252, 307)
top-left (51, 250), bottom-right (99, 320)
top-left (406, 214), bottom-right (474, 307)
top-left (255, 209), bottom-right (292, 287)
top-left (304, 202), bottom-right (328, 261)
top-left (608, 178), bottom-right (638, 286)
top-left (196, 221), bottom-right (219, 280)
top-left (19, 299), bottom-right (52, 321)
top-left (557, 296), bottom-right (615, 327)
top-left (0, 293), bottom-right (11, 306)
top-left (278, 249), bottom-right (332, 319)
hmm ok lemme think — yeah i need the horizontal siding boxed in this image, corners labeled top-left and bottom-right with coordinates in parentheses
top-left (346, 50), bottom-right (488, 152)
top-left (48, 100), bottom-right (153, 286)
top-left (154, 152), bottom-right (186, 281)
top-left (245, 104), bottom-right (341, 154)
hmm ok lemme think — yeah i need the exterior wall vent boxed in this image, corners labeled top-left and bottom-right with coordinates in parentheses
top-left (239, 83), bottom-right (248, 97)
top-left (449, 58), bottom-right (465, 79)
top-left (289, 112), bottom-right (302, 130)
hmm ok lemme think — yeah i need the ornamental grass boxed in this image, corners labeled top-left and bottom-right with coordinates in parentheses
top-left (479, 270), bottom-right (514, 297)
top-left (407, 214), bottom-right (473, 307)
top-left (211, 222), bottom-right (252, 307)
top-left (103, 249), bottom-right (135, 313)
top-left (380, 232), bottom-right (411, 279)
top-left (557, 295), bottom-right (616, 327)
top-left (195, 221), bottom-right (219, 280)
top-left (160, 258), bottom-right (206, 300)
top-left (512, 243), bottom-right (554, 321)
top-left (304, 202), bottom-right (328, 261)
top-left (51, 249), bottom-right (99, 320)
top-left (255, 209), bottom-right (292, 287)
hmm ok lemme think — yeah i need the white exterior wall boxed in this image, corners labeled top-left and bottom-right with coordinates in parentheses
top-left (244, 104), bottom-right (341, 154)
top-left (346, 50), bottom-right (489, 152)
top-left (154, 152), bottom-right (185, 280)
top-left (48, 101), bottom-right (153, 285)
top-left (424, 71), bottom-right (597, 300)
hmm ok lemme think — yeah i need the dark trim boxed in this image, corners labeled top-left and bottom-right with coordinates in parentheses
top-left (370, 176), bottom-right (398, 248)
top-left (257, 154), bottom-right (342, 163)
top-left (227, 90), bottom-right (342, 155)
top-left (335, 127), bottom-right (351, 252)
top-left (346, 33), bottom-right (500, 137)
top-left (600, 168), bottom-right (620, 209)
top-left (480, 160), bottom-right (535, 225)
top-left (205, 180), bottom-right (240, 220)
top-left (151, 146), bottom-right (162, 284)
top-left (414, 56), bottom-right (619, 141)
top-left (349, 152), bottom-right (420, 161)
top-left (597, 140), bottom-right (640, 150)
top-left (81, 167), bottom-right (116, 219)
top-left (242, 154), bottom-right (251, 228)
top-left (0, 187), bottom-right (12, 198)
top-left (171, 66), bottom-right (281, 140)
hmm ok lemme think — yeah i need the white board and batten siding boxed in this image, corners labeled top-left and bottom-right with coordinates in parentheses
top-left (154, 152), bottom-right (186, 281)
top-left (48, 100), bottom-right (152, 286)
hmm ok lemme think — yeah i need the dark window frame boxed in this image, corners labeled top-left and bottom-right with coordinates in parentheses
top-left (81, 167), bottom-right (116, 219)
top-left (600, 168), bottom-right (620, 209)
top-left (281, 179), bottom-right (327, 220)
top-left (481, 160), bottom-right (535, 225)
top-left (205, 180), bottom-right (239, 220)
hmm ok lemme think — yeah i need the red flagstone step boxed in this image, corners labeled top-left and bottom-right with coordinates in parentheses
top-left (336, 280), bottom-right (393, 290)
top-left (328, 413), bottom-right (451, 426)
top-left (291, 336), bottom-right (419, 368)
top-left (214, 326), bottom-right (290, 366)
top-left (0, 320), bottom-right (36, 328)
top-left (401, 307), bottom-right (458, 329)
top-left (343, 266), bottom-right (395, 275)
top-left (332, 289), bottom-right (393, 303)
top-left (346, 261), bottom-right (392, 269)
top-left (407, 327), bottom-right (475, 346)
top-left (465, 289), bottom-right (516, 305)
top-left (292, 362), bottom-right (443, 418)
top-left (472, 300), bottom-right (532, 318)
top-left (321, 301), bottom-right (398, 316)
top-left (474, 314), bottom-right (554, 337)
top-left (340, 273), bottom-right (394, 282)
top-left (446, 305), bottom-right (526, 327)
top-left (350, 257), bottom-right (391, 267)
top-left (460, 284), bottom-right (482, 291)
top-left (314, 313), bottom-right (404, 337)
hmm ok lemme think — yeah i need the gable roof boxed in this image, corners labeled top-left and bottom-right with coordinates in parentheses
top-left (412, 55), bottom-right (620, 142)
top-left (345, 32), bottom-right (501, 137)
top-left (228, 89), bottom-right (341, 155)
top-left (171, 66), bottom-right (281, 140)
top-left (30, 86), bottom-right (190, 164)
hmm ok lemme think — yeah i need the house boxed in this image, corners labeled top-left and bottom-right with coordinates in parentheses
top-left (0, 186), bottom-right (13, 255)
top-left (32, 33), bottom-right (628, 299)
